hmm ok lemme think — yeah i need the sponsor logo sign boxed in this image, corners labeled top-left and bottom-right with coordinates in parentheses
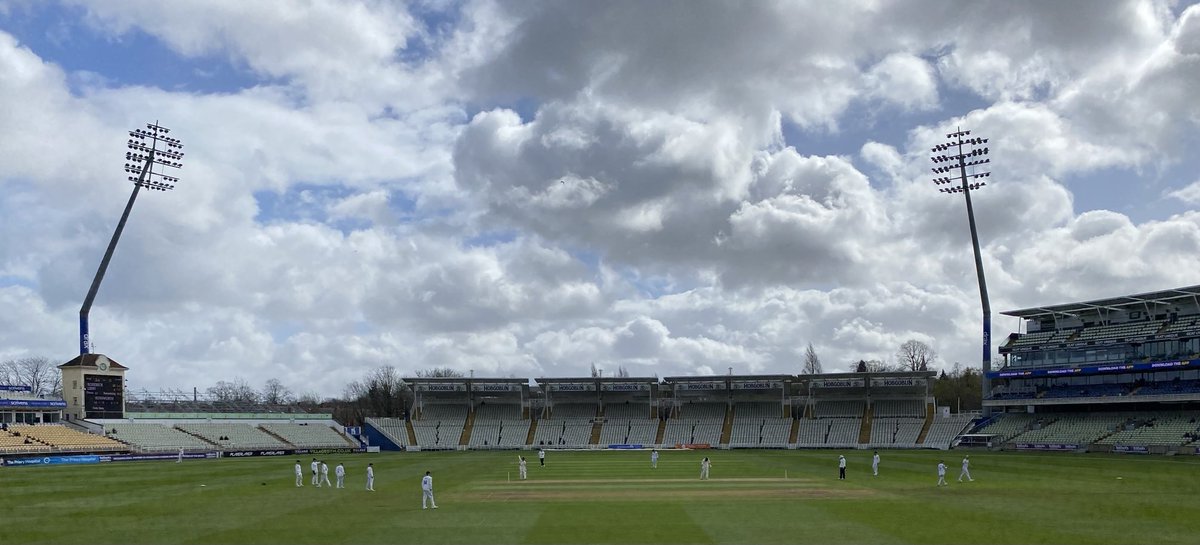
top-left (548, 383), bottom-right (594, 392)
top-left (0, 399), bottom-right (67, 408)
top-left (0, 385), bottom-right (33, 392)
top-left (472, 383), bottom-right (517, 392)
top-left (870, 378), bottom-right (923, 387)
top-left (1113, 445), bottom-right (1149, 454)
top-left (3, 455), bottom-right (100, 467)
top-left (732, 381), bottom-right (781, 390)
top-left (415, 383), bottom-right (465, 392)
top-left (679, 382), bottom-right (724, 391)
top-left (1015, 443), bottom-right (1078, 451)
top-left (814, 379), bottom-right (864, 388)
top-left (601, 383), bottom-right (648, 392)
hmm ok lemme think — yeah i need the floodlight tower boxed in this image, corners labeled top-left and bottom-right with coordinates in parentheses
top-left (931, 128), bottom-right (993, 409)
top-left (78, 122), bottom-right (184, 355)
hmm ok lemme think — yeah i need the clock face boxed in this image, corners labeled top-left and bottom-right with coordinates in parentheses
top-left (96, 356), bottom-right (110, 371)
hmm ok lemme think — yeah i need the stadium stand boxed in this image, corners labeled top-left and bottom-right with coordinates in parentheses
top-left (661, 402), bottom-right (725, 446)
top-left (813, 400), bottom-right (864, 418)
top-left (365, 417), bottom-right (409, 447)
top-left (873, 399), bottom-right (924, 417)
top-left (922, 413), bottom-right (976, 449)
top-left (972, 412), bottom-right (1039, 443)
top-left (870, 418), bottom-right (923, 447)
top-left (412, 404), bottom-right (468, 450)
top-left (1007, 413), bottom-right (1128, 446)
top-left (729, 402), bottom-right (791, 448)
top-left (261, 423), bottom-right (355, 449)
top-left (1096, 413), bottom-right (1200, 447)
top-left (176, 423), bottom-right (290, 450)
top-left (106, 423), bottom-right (214, 452)
top-left (0, 429), bottom-right (53, 454)
top-left (8, 424), bottom-right (126, 452)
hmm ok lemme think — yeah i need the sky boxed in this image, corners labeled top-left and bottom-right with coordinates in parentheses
top-left (1, 0), bottom-right (1199, 399)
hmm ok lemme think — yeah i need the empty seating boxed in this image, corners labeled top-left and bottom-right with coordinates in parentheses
top-left (604, 403), bottom-right (650, 419)
top-left (923, 414), bottom-right (975, 449)
top-left (550, 403), bottom-right (597, 419)
top-left (531, 419), bottom-right (592, 447)
top-left (9, 424), bottom-right (125, 452)
top-left (813, 400), bottom-right (864, 418)
top-left (261, 423), bottom-right (353, 449)
top-left (367, 417), bottom-right (410, 446)
top-left (870, 418), bottom-right (923, 446)
top-left (106, 423), bottom-right (214, 451)
top-left (177, 423), bottom-right (289, 450)
top-left (412, 404), bottom-right (468, 449)
top-left (729, 402), bottom-right (791, 447)
top-left (873, 400), bottom-right (924, 417)
top-left (1008, 413), bottom-right (1127, 445)
top-left (0, 429), bottom-right (52, 454)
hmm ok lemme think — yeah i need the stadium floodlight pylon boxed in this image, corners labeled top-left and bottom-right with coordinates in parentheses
top-left (930, 127), bottom-right (993, 411)
top-left (79, 122), bottom-right (184, 354)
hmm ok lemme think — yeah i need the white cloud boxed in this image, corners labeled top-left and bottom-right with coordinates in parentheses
top-left (2, 1), bottom-right (1200, 399)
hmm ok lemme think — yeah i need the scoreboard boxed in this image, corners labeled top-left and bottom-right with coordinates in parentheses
top-left (84, 374), bottom-right (124, 418)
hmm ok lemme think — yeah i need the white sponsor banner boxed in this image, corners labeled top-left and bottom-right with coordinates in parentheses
top-left (731, 381), bottom-right (782, 390)
top-left (870, 378), bottom-right (924, 388)
top-left (548, 383), bottom-right (595, 392)
top-left (813, 379), bottom-right (864, 388)
top-left (679, 382), bottom-right (725, 391)
top-left (472, 383), bottom-right (518, 392)
top-left (414, 383), bottom-right (466, 392)
top-left (601, 383), bottom-right (648, 392)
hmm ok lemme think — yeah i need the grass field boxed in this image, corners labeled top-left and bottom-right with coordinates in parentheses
top-left (2, 448), bottom-right (1199, 544)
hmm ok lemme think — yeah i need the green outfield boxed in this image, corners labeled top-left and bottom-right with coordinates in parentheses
top-left (2, 449), bottom-right (1199, 544)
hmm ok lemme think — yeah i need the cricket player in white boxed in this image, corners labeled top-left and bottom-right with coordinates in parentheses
top-left (421, 471), bottom-right (437, 509)
top-left (937, 460), bottom-right (948, 486)
top-left (958, 455), bottom-right (973, 482)
top-left (320, 461), bottom-right (332, 487)
top-left (310, 458), bottom-right (319, 486)
top-left (518, 456), bottom-right (528, 480)
top-left (699, 457), bottom-right (711, 480)
top-left (335, 463), bottom-right (346, 488)
top-left (366, 463), bottom-right (375, 491)
top-left (651, 449), bottom-right (659, 469)
top-left (872, 451), bottom-right (880, 476)
top-left (838, 455), bottom-right (846, 480)
top-left (538, 448), bottom-right (545, 467)
top-left (295, 460), bottom-right (304, 487)
top-left (177, 447), bottom-right (184, 464)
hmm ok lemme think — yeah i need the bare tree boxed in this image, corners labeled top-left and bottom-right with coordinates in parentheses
top-left (341, 365), bottom-right (412, 423)
top-left (616, 366), bottom-right (630, 378)
top-left (261, 378), bottom-right (294, 405)
top-left (414, 367), bottom-right (465, 378)
top-left (896, 339), bottom-right (937, 372)
top-left (853, 359), bottom-right (893, 373)
top-left (206, 378), bottom-right (259, 404)
top-left (590, 362), bottom-right (600, 378)
top-left (1, 357), bottom-right (62, 397)
top-left (802, 343), bottom-right (823, 374)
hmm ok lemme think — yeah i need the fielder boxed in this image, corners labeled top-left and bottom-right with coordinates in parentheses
top-left (838, 455), bottom-right (846, 480)
top-left (320, 461), bottom-right (332, 487)
top-left (177, 447), bottom-right (184, 464)
top-left (937, 460), bottom-right (948, 486)
top-left (958, 455), bottom-right (974, 482)
top-left (310, 458), bottom-right (320, 486)
top-left (335, 463), bottom-right (346, 488)
top-left (295, 460), bottom-right (304, 487)
top-left (421, 471), bottom-right (438, 509)
top-left (366, 463), bottom-right (375, 491)
top-left (872, 451), bottom-right (880, 476)
top-left (538, 448), bottom-right (546, 467)
top-left (651, 449), bottom-right (659, 469)
top-left (700, 457), bottom-right (711, 480)
top-left (518, 456), bottom-right (528, 480)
